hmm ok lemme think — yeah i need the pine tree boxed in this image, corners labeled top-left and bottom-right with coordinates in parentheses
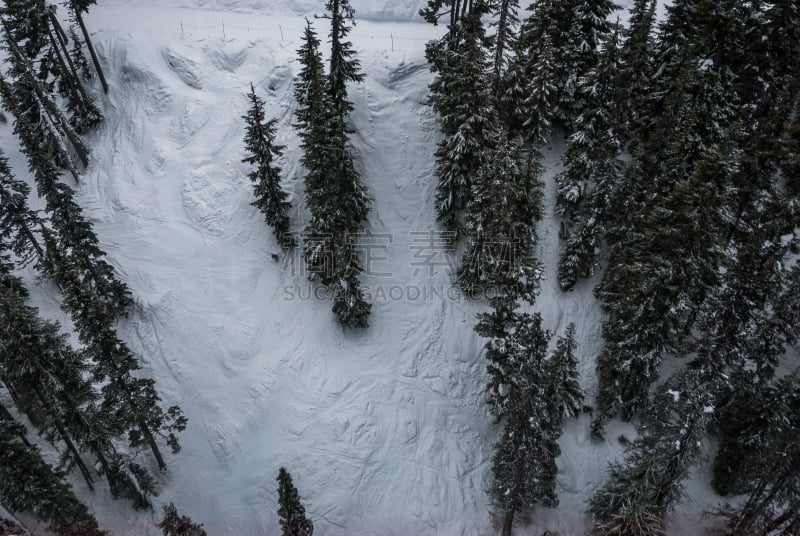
top-left (591, 59), bottom-right (742, 432)
top-left (242, 83), bottom-right (292, 246)
top-left (459, 135), bottom-right (542, 301)
top-left (0, 266), bottom-right (98, 491)
top-left (717, 375), bottom-right (800, 535)
top-left (0, 417), bottom-right (107, 536)
top-left (64, 0), bottom-right (108, 93)
top-left (544, 323), bottom-right (583, 423)
top-left (589, 368), bottom-right (717, 536)
top-left (0, 150), bottom-right (44, 263)
top-left (1, 246), bottom-right (156, 508)
top-left (555, 26), bottom-right (624, 290)
top-left (297, 2), bottom-right (371, 327)
top-left (500, 7), bottom-right (557, 142)
top-left (432, 12), bottom-right (496, 234)
top-left (42, 231), bottom-right (186, 472)
top-left (0, 38), bottom-right (131, 316)
top-left (477, 301), bottom-right (560, 535)
top-left (615, 0), bottom-right (657, 141)
top-left (490, 0), bottom-right (520, 95)
top-left (157, 503), bottom-right (208, 536)
top-left (277, 468), bottom-right (313, 536)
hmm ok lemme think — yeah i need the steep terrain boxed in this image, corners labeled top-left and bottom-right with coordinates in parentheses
top-left (1, 1), bottom-right (717, 534)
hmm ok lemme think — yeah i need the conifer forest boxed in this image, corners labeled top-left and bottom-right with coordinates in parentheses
top-left (0, 0), bottom-right (797, 535)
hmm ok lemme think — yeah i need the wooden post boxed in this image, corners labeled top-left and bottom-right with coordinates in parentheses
top-left (279, 24), bottom-right (284, 41)
top-left (74, 9), bottom-right (108, 94)
top-left (390, 33), bottom-right (394, 51)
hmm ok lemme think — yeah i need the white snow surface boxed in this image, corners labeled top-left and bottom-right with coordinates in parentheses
top-left (0, 1), bottom-right (720, 534)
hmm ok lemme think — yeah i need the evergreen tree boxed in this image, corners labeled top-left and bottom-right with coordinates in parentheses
top-left (555, 24), bottom-right (623, 221)
top-left (477, 301), bottom-right (560, 535)
top-left (716, 376), bottom-right (800, 536)
top-left (0, 248), bottom-right (156, 509)
top-left (459, 135), bottom-right (542, 301)
top-left (615, 0), bottom-right (657, 141)
top-left (432, 12), bottom-right (496, 234)
top-left (277, 468), bottom-right (313, 536)
top-left (555, 25), bottom-right (624, 291)
top-left (500, 4), bottom-right (558, 140)
top-left (0, 149), bottom-right (44, 263)
top-left (0, 44), bottom-right (131, 316)
top-left (591, 60), bottom-right (742, 432)
top-left (242, 83), bottom-right (292, 246)
top-left (0, 267), bottom-right (98, 491)
top-left (544, 323), bottom-right (583, 422)
top-left (64, 0), bottom-right (108, 93)
top-left (0, 417), bottom-right (107, 536)
top-left (157, 503), bottom-right (208, 536)
top-left (297, 1), bottom-right (371, 328)
top-left (490, 0), bottom-right (520, 95)
top-left (589, 368), bottom-right (717, 536)
top-left (42, 231), bottom-right (186, 472)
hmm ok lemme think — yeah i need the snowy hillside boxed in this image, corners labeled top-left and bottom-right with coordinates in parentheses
top-left (1, 1), bottom-right (722, 535)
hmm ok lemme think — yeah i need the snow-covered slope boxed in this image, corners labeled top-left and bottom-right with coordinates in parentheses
top-left (1, 1), bottom-right (718, 534)
top-left (100, 0), bottom-right (429, 22)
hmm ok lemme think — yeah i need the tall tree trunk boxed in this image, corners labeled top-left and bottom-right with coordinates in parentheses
top-left (49, 14), bottom-right (91, 105)
top-left (115, 376), bottom-right (167, 471)
top-left (493, 0), bottom-right (512, 95)
top-left (501, 455), bottom-right (526, 536)
top-left (1, 21), bottom-right (89, 167)
top-left (73, 10), bottom-right (108, 94)
top-left (47, 27), bottom-right (84, 110)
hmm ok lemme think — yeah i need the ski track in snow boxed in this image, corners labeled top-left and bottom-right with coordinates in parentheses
top-left (0, 1), bottom-right (718, 534)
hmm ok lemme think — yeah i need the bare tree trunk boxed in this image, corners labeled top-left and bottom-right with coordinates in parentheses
top-left (49, 13), bottom-right (91, 105)
top-left (493, 0), bottom-right (512, 96)
top-left (501, 455), bottom-right (526, 536)
top-left (1, 21), bottom-right (89, 167)
top-left (47, 27), bottom-right (83, 109)
top-left (73, 10), bottom-right (108, 94)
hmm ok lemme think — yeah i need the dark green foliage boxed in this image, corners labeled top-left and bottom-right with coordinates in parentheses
top-left (42, 232), bottom-right (186, 472)
top-left (431, 13), bottom-right (496, 234)
top-left (544, 323), bottom-right (583, 423)
top-left (615, 0), bottom-right (657, 140)
top-left (295, 10), bottom-right (371, 327)
top-left (326, 0), bottom-right (364, 121)
top-left (242, 84), bottom-right (292, 246)
top-left (0, 418), bottom-right (107, 536)
top-left (0, 39), bottom-right (130, 316)
top-left (592, 65), bottom-right (742, 430)
top-left (477, 302), bottom-right (561, 535)
top-left (157, 503), bottom-right (208, 536)
top-left (499, 8), bottom-right (558, 142)
top-left (556, 26), bottom-right (624, 291)
top-left (490, 0), bottom-right (520, 95)
top-left (589, 368), bottom-right (717, 536)
top-left (0, 149), bottom-right (44, 264)
top-left (714, 374), bottom-right (800, 536)
top-left (277, 468), bottom-right (314, 536)
top-left (459, 135), bottom-right (542, 301)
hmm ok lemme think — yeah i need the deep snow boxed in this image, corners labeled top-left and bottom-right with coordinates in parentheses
top-left (0, 1), bottom-right (720, 534)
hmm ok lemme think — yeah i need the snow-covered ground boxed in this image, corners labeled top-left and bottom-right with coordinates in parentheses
top-left (1, 1), bottom-right (718, 534)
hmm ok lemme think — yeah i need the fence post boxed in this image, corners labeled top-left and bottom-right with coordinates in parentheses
top-left (390, 33), bottom-right (394, 51)
top-left (279, 24), bottom-right (284, 41)
top-left (180, 20), bottom-right (184, 37)
top-left (222, 20), bottom-right (225, 39)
